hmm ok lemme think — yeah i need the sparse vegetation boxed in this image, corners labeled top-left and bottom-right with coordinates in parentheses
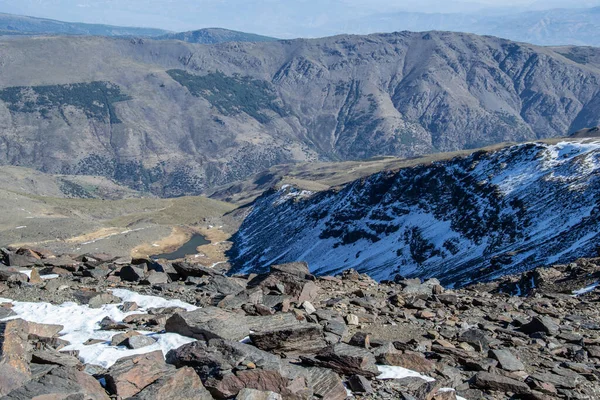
top-left (0, 81), bottom-right (130, 123)
top-left (167, 69), bottom-right (286, 123)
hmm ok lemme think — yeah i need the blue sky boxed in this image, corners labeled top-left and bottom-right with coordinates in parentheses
top-left (0, 0), bottom-right (597, 37)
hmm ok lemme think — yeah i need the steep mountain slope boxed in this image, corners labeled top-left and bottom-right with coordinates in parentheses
top-left (157, 28), bottom-right (277, 44)
top-left (228, 140), bottom-right (600, 287)
top-left (0, 13), bottom-right (168, 37)
top-left (0, 32), bottom-right (599, 196)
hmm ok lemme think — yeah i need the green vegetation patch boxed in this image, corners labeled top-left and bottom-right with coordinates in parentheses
top-left (0, 81), bottom-right (130, 123)
top-left (167, 69), bottom-right (285, 123)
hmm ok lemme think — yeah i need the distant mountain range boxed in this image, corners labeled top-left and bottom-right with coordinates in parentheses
top-left (0, 31), bottom-right (597, 197)
top-left (1, 8), bottom-right (600, 47)
top-left (346, 7), bottom-right (600, 47)
top-left (0, 12), bottom-right (169, 37)
top-left (0, 13), bottom-right (277, 44)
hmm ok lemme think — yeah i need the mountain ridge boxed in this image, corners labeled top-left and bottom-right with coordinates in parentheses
top-left (228, 139), bottom-right (600, 287)
top-left (0, 32), bottom-right (598, 196)
top-left (0, 12), bottom-right (169, 37)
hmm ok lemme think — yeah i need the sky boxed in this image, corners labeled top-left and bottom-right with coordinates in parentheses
top-left (0, 0), bottom-right (598, 37)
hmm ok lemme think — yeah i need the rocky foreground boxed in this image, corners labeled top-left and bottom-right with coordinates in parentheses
top-left (0, 248), bottom-right (599, 399)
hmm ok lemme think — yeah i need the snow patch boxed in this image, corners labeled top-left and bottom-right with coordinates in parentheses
top-left (0, 289), bottom-right (197, 368)
top-left (573, 282), bottom-right (599, 296)
top-left (376, 365), bottom-right (436, 382)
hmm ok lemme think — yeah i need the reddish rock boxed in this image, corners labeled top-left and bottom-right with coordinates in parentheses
top-left (0, 319), bottom-right (31, 395)
top-left (104, 350), bottom-right (170, 398)
top-left (378, 352), bottom-right (435, 373)
top-left (130, 366), bottom-right (213, 400)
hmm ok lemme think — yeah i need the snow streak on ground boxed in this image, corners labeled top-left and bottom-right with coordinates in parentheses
top-left (0, 289), bottom-right (197, 368)
top-left (573, 282), bottom-right (599, 296)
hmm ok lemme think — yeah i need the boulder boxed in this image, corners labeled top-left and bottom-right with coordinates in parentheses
top-left (347, 374), bottom-right (373, 393)
top-left (142, 271), bottom-right (170, 285)
top-left (471, 372), bottom-right (530, 394)
top-left (130, 366), bottom-right (213, 400)
top-left (104, 350), bottom-right (170, 398)
top-left (459, 329), bottom-right (490, 352)
top-left (377, 352), bottom-right (435, 373)
top-left (1, 366), bottom-right (109, 399)
top-left (0, 319), bottom-right (31, 396)
top-left (519, 316), bottom-right (560, 335)
top-left (489, 349), bottom-right (525, 372)
top-left (172, 262), bottom-right (217, 279)
top-left (0, 267), bottom-right (28, 283)
top-left (120, 265), bottom-right (147, 282)
top-left (126, 335), bottom-right (158, 349)
top-left (306, 367), bottom-right (347, 400)
top-left (250, 324), bottom-right (327, 354)
top-left (302, 343), bottom-right (380, 378)
top-left (165, 307), bottom-right (250, 341)
top-left (31, 348), bottom-right (82, 368)
top-left (27, 322), bottom-right (63, 339)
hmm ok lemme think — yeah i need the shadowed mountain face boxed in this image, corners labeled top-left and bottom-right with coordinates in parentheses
top-left (228, 140), bottom-right (600, 287)
top-left (0, 32), bottom-right (599, 196)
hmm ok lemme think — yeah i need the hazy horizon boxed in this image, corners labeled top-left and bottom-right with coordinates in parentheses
top-left (0, 0), bottom-right (598, 38)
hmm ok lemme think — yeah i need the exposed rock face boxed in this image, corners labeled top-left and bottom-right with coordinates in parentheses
top-left (0, 33), bottom-right (599, 195)
top-left (229, 140), bottom-right (600, 286)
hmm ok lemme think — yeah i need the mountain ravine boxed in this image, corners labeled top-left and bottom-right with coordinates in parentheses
top-left (0, 32), bottom-right (599, 196)
top-left (228, 140), bottom-right (600, 287)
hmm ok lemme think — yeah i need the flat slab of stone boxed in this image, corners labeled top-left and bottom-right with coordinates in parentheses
top-left (104, 350), bottom-right (170, 398)
top-left (130, 366), bottom-right (213, 400)
top-left (250, 324), bottom-right (327, 355)
top-left (472, 372), bottom-right (530, 394)
top-left (489, 349), bottom-right (525, 372)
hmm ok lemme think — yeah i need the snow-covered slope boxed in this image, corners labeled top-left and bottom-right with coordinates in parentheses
top-left (229, 140), bottom-right (600, 287)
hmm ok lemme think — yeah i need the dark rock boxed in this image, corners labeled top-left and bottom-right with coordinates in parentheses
top-left (111, 331), bottom-right (141, 346)
top-left (31, 348), bottom-right (81, 368)
top-left (378, 352), bottom-right (435, 373)
top-left (348, 332), bottom-right (371, 349)
top-left (347, 374), bottom-right (373, 393)
top-left (166, 341), bottom-right (232, 381)
top-left (303, 343), bottom-right (379, 378)
top-left (471, 372), bottom-right (530, 394)
top-left (99, 316), bottom-right (128, 331)
top-left (459, 329), bottom-right (490, 352)
top-left (120, 265), bottom-right (147, 282)
top-left (0, 267), bottom-right (28, 283)
top-left (201, 275), bottom-right (245, 296)
top-left (172, 262), bottom-right (217, 279)
top-left (520, 316), bottom-right (560, 335)
top-left (250, 324), bottom-right (327, 354)
top-left (1, 366), bottom-right (109, 399)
